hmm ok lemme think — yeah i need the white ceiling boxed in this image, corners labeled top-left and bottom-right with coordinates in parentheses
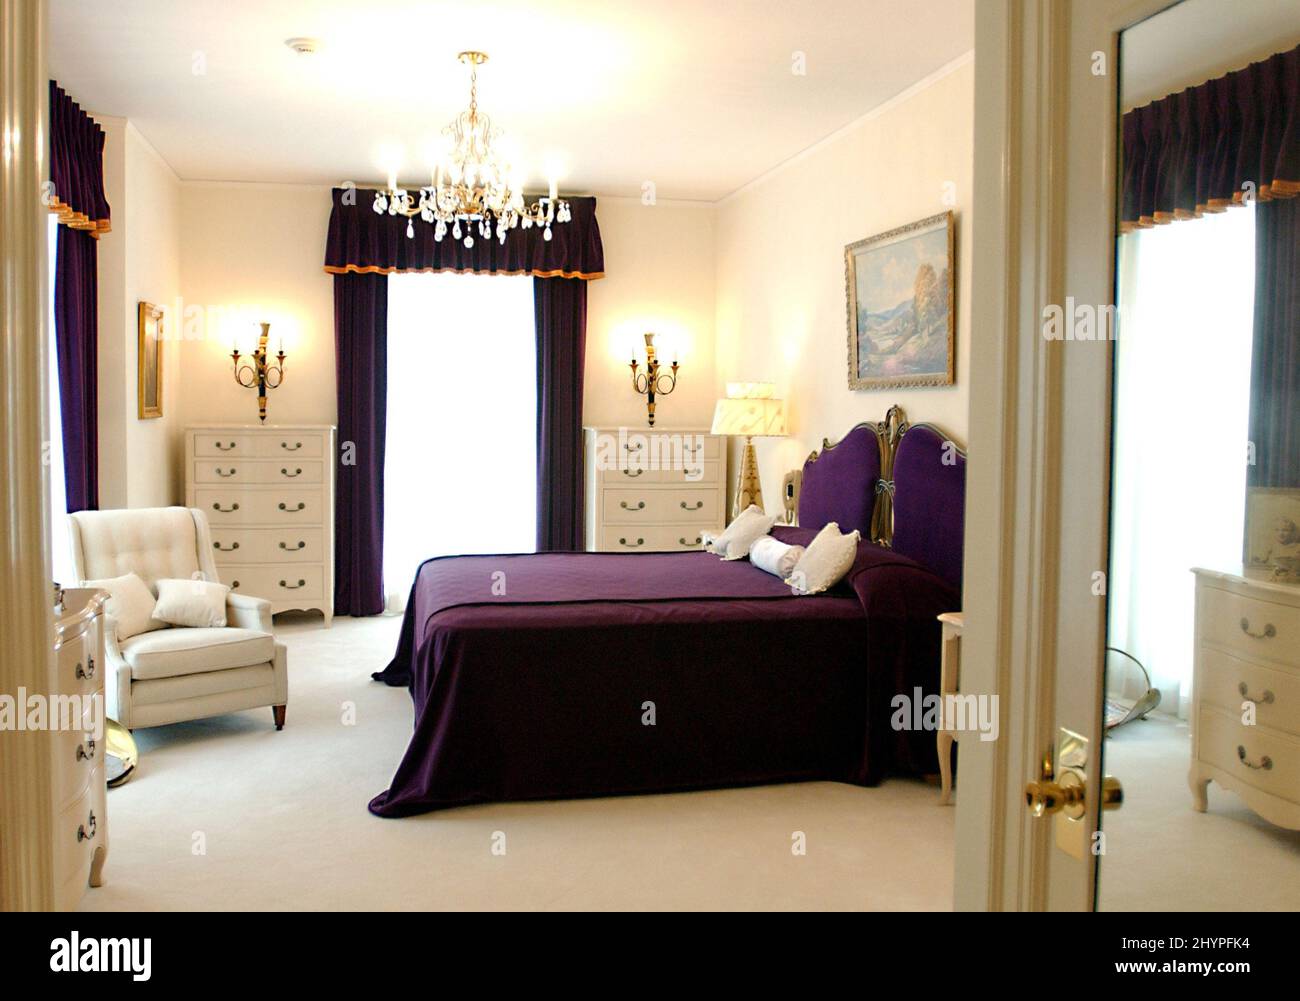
top-left (48, 0), bottom-right (974, 201)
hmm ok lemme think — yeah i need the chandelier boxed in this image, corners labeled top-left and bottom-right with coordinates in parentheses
top-left (373, 51), bottom-right (570, 247)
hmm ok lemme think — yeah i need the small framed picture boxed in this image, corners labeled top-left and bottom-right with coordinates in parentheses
top-left (845, 211), bottom-right (955, 390)
top-left (137, 301), bottom-right (163, 419)
top-left (1245, 487), bottom-right (1300, 583)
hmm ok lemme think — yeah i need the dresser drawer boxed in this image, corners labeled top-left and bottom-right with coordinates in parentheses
top-left (193, 460), bottom-right (324, 485)
top-left (55, 784), bottom-right (103, 898)
top-left (1198, 585), bottom-right (1300, 667)
top-left (225, 564), bottom-right (326, 602)
top-left (601, 525), bottom-right (715, 552)
top-left (54, 695), bottom-right (103, 811)
top-left (602, 487), bottom-right (721, 525)
top-left (252, 433), bottom-right (325, 458)
top-left (52, 626), bottom-right (101, 699)
top-left (602, 459), bottom-right (719, 486)
top-left (209, 526), bottom-right (325, 565)
top-left (1198, 705), bottom-right (1300, 801)
top-left (1199, 646), bottom-right (1300, 738)
top-left (197, 487), bottom-right (324, 525)
top-left (193, 432), bottom-right (255, 457)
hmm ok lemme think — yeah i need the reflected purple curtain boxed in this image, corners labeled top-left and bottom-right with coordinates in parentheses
top-left (1121, 43), bottom-right (1298, 233)
top-left (1248, 198), bottom-right (1300, 489)
top-left (53, 227), bottom-right (99, 512)
top-left (334, 274), bottom-right (388, 615)
top-left (534, 277), bottom-right (587, 551)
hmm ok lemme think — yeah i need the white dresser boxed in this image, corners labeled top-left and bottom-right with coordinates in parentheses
top-left (583, 426), bottom-right (726, 552)
top-left (185, 424), bottom-right (336, 625)
top-left (1190, 567), bottom-right (1300, 829)
top-left (53, 587), bottom-right (109, 910)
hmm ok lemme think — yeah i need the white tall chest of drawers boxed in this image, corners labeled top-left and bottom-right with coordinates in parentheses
top-left (583, 426), bottom-right (727, 552)
top-left (1190, 567), bottom-right (1300, 829)
top-left (185, 424), bottom-right (336, 625)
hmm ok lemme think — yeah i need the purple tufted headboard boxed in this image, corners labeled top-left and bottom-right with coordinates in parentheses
top-left (797, 423), bottom-right (884, 540)
top-left (889, 423), bottom-right (967, 591)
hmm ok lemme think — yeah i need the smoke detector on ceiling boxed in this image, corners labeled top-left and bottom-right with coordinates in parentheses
top-left (284, 37), bottom-right (320, 56)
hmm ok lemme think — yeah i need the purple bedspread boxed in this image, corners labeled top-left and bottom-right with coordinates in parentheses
top-left (369, 531), bottom-right (957, 817)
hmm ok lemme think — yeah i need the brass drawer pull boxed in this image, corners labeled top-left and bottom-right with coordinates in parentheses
top-left (279, 578), bottom-right (307, 590)
top-left (77, 739), bottom-right (96, 762)
top-left (620, 500), bottom-right (646, 511)
top-left (213, 541), bottom-right (240, 552)
top-left (618, 537), bottom-right (645, 548)
top-left (679, 500), bottom-right (704, 511)
top-left (281, 441), bottom-right (303, 451)
top-left (622, 469), bottom-right (644, 478)
top-left (214, 467), bottom-right (237, 477)
top-left (77, 811), bottom-right (97, 842)
top-left (231, 580), bottom-right (241, 589)
top-left (679, 535), bottom-right (702, 547)
top-left (279, 540), bottom-right (307, 551)
top-left (212, 502), bottom-right (240, 513)
top-left (214, 441), bottom-right (237, 451)
top-left (75, 656), bottom-right (95, 680)
top-left (1237, 746), bottom-right (1273, 771)
top-left (279, 502), bottom-right (306, 512)
top-left (1239, 617), bottom-right (1276, 639)
top-left (1238, 682), bottom-right (1275, 705)
top-left (623, 443), bottom-right (642, 452)
top-left (281, 467), bottom-right (303, 478)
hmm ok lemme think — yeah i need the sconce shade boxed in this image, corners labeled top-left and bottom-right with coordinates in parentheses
top-left (710, 396), bottom-right (787, 438)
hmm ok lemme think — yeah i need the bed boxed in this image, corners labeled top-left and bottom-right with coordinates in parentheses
top-left (369, 405), bottom-right (966, 817)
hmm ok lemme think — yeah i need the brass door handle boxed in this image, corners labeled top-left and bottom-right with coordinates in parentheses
top-left (1238, 682), bottom-right (1275, 705)
top-left (1240, 617), bottom-right (1276, 639)
top-left (1025, 774), bottom-right (1122, 818)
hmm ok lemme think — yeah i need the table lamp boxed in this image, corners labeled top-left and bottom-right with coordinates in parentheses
top-left (710, 383), bottom-right (788, 519)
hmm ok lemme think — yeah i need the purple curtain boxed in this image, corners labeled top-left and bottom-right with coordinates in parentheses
top-left (324, 189), bottom-right (603, 279)
top-left (334, 274), bottom-right (388, 615)
top-left (53, 227), bottom-right (99, 513)
top-left (48, 82), bottom-right (111, 237)
top-left (1121, 43), bottom-right (1298, 232)
top-left (1248, 198), bottom-right (1300, 489)
top-left (534, 278), bottom-right (588, 551)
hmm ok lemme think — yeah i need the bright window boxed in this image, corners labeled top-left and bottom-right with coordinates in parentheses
top-left (383, 272), bottom-right (536, 608)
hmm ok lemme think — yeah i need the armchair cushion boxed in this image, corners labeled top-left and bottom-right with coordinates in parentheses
top-left (154, 578), bottom-right (230, 628)
top-left (119, 627), bottom-right (276, 681)
top-left (83, 571), bottom-right (165, 641)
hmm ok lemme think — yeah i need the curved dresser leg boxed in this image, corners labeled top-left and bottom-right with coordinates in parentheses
top-left (937, 732), bottom-right (955, 805)
top-left (1189, 769), bottom-right (1209, 813)
top-left (89, 844), bottom-right (108, 888)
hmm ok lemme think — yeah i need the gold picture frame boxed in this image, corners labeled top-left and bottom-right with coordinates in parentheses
top-left (137, 301), bottom-right (163, 419)
top-left (1244, 486), bottom-right (1300, 583)
top-left (845, 210), bottom-right (956, 390)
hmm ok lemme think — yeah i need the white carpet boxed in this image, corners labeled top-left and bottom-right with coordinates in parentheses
top-left (79, 613), bottom-right (955, 911)
top-left (1100, 713), bottom-right (1300, 911)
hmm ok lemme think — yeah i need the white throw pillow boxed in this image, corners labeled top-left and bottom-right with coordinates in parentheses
top-left (748, 535), bottom-right (805, 578)
top-left (153, 578), bottom-right (230, 629)
top-left (787, 522), bottom-right (861, 595)
top-left (710, 505), bottom-right (779, 560)
top-left (82, 572), bottom-right (162, 641)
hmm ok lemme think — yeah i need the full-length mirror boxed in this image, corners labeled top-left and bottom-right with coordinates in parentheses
top-left (1101, 0), bottom-right (1300, 910)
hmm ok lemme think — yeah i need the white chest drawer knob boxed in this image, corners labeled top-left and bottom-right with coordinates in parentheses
top-left (1239, 617), bottom-right (1276, 639)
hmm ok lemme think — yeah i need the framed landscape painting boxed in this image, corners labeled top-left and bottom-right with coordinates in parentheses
top-left (845, 210), bottom-right (955, 390)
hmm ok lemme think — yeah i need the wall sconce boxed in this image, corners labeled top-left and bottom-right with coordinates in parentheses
top-left (629, 332), bottom-right (679, 427)
top-left (231, 322), bottom-right (286, 424)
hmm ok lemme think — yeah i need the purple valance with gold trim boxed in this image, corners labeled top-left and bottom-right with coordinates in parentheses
top-left (323, 188), bottom-right (604, 280)
top-left (49, 81), bottom-right (111, 238)
top-left (1121, 43), bottom-right (1299, 233)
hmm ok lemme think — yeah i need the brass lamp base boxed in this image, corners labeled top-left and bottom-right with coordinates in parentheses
top-left (733, 435), bottom-right (764, 519)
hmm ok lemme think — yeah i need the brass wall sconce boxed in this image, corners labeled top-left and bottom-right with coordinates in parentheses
top-left (231, 322), bottom-right (286, 424)
top-left (629, 332), bottom-right (679, 427)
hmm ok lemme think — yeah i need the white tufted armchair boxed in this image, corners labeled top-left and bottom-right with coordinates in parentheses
top-left (68, 506), bottom-right (288, 731)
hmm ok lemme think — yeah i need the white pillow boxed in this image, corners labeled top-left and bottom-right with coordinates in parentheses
top-left (787, 522), bottom-right (861, 595)
top-left (82, 572), bottom-right (162, 641)
top-left (710, 505), bottom-right (779, 560)
top-left (748, 535), bottom-right (805, 578)
top-left (153, 578), bottom-right (230, 629)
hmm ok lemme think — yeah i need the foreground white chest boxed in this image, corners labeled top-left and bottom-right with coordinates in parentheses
top-left (185, 425), bottom-right (336, 625)
top-left (1190, 567), bottom-right (1300, 829)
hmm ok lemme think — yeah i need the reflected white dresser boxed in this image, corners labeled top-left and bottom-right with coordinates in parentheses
top-left (1190, 567), bottom-right (1300, 829)
top-left (185, 424), bottom-right (336, 625)
top-left (583, 426), bottom-right (726, 552)
top-left (53, 587), bottom-right (109, 910)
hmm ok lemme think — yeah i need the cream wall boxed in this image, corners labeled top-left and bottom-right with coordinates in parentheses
top-left (585, 197), bottom-right (716, 430)
top-left (177, 183), bottom-right (336, 431)
top-left (92, 116), bottom-right (182, 509)
top-left (713, 55), bottom-right (974, 509)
